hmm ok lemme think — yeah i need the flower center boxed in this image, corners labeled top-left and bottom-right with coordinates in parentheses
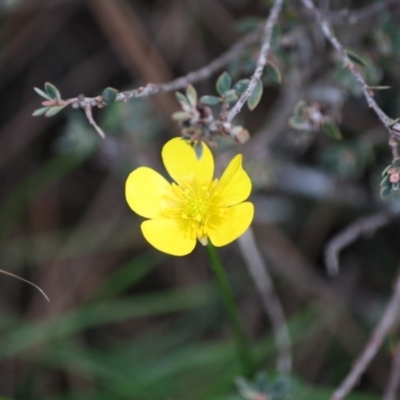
top-left (162, 179), bottom-right (225, 243)
top-left (185, 187), bottom-right (209, 222)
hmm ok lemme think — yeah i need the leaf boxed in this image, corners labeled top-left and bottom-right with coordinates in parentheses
top-left (382, 165), bottom-right (392, 177)
top-left (293, 100), bottom-right (307, 116)
top-left (186, 85), bottom-right (198, 107)
top-left (322, 122), bottom-right (342, 140)
top-left (172, 111), bottom-right (191, 121)
top-left (193, 141), bottom-right (203, 160)
top-left (233, 79), bottom-right (250, 95)
top-left (32, 107), bottom-right (50, 117)
top-left (381, 185), bottom-right (392, 198)
top-left (380, 175), bottom-right (390, 187)
top-left (199, 95), bottom-right (222, 106)
top-left (34, 87), bottom-right (52, 100)
top-left (224, 89), bottom-right (238, 103)
top-left (346, 50), bottom-right (369, 67)
top-left (45, 82), bottom-right (61, 101)
top-left (45, 106), bottom-right (65, 117)
top-left (266, 62), bottom-right (282, 84)
top-left (216, 71), bottom-right (232, 95)
top-left (102, 87), bottom-right (118, 104)
top-left (175, 92), bottom-right (189, 107)
top-left (368, 85), bottom-right (391, 90)
top-left (247, 79), bottom-right (263, 111)
top-left (288, 116), bottom-right (312, 131)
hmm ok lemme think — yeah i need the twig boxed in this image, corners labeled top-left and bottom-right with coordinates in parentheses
top-left (384, 342), bottom-right (400, 400)
top-left (329, 0), bottom-right (398, 25)
top-left (0, 269), bottom-right (49, 302)
top-left (300, 0), bottom-right (400, 159)
top-left (83, 104), bottom-right (105, 139)
top-left (238, 227), bottom-right (292, 376)
top-left (59, 28), bottom-right (262, 110)
top-left (324, 210), bottom-right (393, 275)
top-left (226, 0), bottom-right (283, 123)
top-left (330, 271), bottom-right (400, 400)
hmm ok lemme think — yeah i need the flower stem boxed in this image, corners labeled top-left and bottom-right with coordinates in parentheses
top-left (206, 242), bottom-right (253, 377)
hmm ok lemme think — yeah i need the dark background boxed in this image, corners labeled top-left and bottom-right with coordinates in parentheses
top-left (0, 0), bottom-right (399, 399)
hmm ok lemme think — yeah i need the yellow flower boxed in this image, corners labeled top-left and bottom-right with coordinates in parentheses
top-left (125, 138), bottom-right (254, 256)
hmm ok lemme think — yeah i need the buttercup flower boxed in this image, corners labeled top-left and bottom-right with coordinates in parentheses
top-left (125, 138), bottom-right (254, 256)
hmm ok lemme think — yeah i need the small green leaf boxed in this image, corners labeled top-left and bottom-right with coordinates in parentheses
top-left (199, 95), bottom-right (222, 106)
top-left (381, 185), bottom-right (392, 198)
top-left (186, 85), bottom-right (198, 107)
top-left (288, 116), bottom-right (312, 131)
top-left (193, 141), bottom-right (203, 160)
top-left (380, 175), bottom-right (390, 187)
top-left (102, 87), bottom-right (118, 104)
top-left (393, 182), bottom-right (399, 191)
top-left (382, 164), bottom-right (393, 177)
top-left (45, 82), bottom-right (61, 101)
top-left (266, 61), bottom-right (282, 84)
top-left (322, 122), bottom-right (342, 140)
top-left (368, 85), bottom-right (391, 90)
top-left (216, 72), bottom-right (232, 95)
top-left (172, 111), bottom-right (191, 121)
top-left (224, 89), bottom-right (239, 103)
top-left (34, 87), bottom-right (52, 100)
top-left (233, 79), bottom-right (250, 95)
top-left (247, 79), bottom-right (263, 111)
top-left (45, 106), bottom-right (64, 117)
top-left (390, 118), bottom-right (400, 127)
top-left (175, 92), bottom-right (189, 106)
top-left (293, 100), bottom-right (307, 116)
top-left (347, 50), bottom-right (369, 67)
top-left (32, 107), bottom-right (50, 117)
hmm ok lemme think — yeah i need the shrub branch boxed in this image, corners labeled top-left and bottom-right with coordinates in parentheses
top-left (226, 0), bottom-right (284, 123)
top-left (300, 0), bottom-right (400, 159)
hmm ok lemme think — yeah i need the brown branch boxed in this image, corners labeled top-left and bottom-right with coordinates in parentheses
top-left (330, 271), bottom-right (400, 400)
top-left (300, 0), bottom-right (400, 159)
top-left (384, 342), bottom-right (400, 400)
top-left (226, 0), bottom-right (284, 123)
top-left (238, 228), bottom-right (292, 376)
top-left (58, 28), bottom-right (262, 110)
top-left (324, 210), bottom-right (393, 275)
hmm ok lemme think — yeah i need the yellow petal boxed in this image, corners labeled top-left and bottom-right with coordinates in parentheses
top-left (208, 202), bottom-right (254, 247)
top-left (162, 138), bottom-right (214, 186)
top-left (125, 167), bottom-right (171, 219)
top-left (218, 155), bottom-right (252, 206)
top-left (141, 219), bottom-right (196, 256)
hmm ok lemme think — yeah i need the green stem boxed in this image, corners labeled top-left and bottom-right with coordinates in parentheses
top-left (206, 242), bottom-right (253, 377)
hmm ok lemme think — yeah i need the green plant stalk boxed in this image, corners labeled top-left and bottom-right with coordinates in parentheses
top-left (206, 242), bottom-right (253, 377)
